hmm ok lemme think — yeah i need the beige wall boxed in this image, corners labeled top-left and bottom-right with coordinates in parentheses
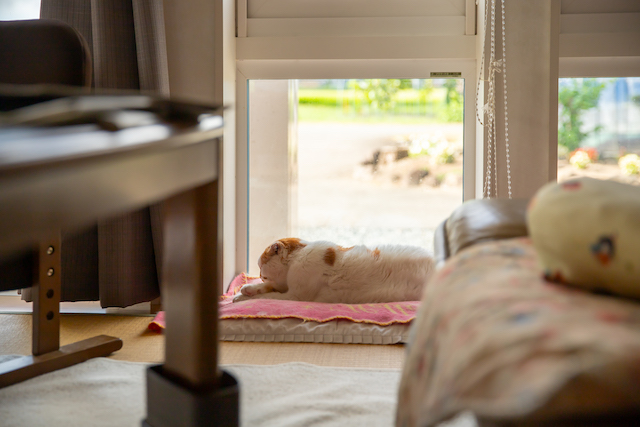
top-left (163, 0), bottom-right (219, 104)
top-left (162, 0), bottom-right (236, 289)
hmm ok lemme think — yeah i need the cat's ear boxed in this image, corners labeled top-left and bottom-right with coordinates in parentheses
top-left (270, 242), bottom-right (280, 255)
top-left (259, 241), bottom-right (284, 267)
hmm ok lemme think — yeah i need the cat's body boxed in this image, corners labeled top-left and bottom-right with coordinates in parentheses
top-left (232, 238), bottom-right (435, 304)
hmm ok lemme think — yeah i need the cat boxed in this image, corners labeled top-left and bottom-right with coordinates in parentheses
top-left (232, 238), bottom-right (435, 304)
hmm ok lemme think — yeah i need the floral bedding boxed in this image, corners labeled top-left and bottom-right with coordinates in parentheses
top-left (396, 237), bottom-right (640, 426)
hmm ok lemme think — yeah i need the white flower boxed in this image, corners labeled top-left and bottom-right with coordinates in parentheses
top-left (569, 150), bottom-right (591, 169)
top-left (619, 153), bottom-right (640, 175)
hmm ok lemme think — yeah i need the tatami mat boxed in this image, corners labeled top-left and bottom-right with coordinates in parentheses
top-left (0, 314), bottom-right (406, 368)
top-left (0, 314), bottom-right (164, 363)
top-left (221, 341), bottom-right (406, 369)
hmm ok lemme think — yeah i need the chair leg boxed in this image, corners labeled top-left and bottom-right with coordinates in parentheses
top-left (150, 296), bottom-right (162, 314)
top-left (0, 233), bottom-right (123, 388)
top-left (32, 234), bottom-right (61, 355)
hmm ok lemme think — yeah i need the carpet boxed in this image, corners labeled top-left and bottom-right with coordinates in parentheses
top-left (0, 355), bottom-right (477, 427)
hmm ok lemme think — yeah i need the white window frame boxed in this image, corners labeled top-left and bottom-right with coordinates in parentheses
top-left (234, 0), bottom-right (481, 275)
top-left (558, 6), bottom-right (640, 78)
top-left (235, 59), bottom-right (479, 273)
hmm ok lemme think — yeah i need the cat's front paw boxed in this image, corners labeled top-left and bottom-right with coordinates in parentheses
top-left (240, 284), bottom-right (258, 297)
top-left (232, 292), bottom-right (251, 303)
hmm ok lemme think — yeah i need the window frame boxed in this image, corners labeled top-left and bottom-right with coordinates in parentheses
top-left (235, 59), bottom-right (479, 273)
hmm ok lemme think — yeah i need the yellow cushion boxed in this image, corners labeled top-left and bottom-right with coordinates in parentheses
top-left (528, 177), bottom-right (640, 298)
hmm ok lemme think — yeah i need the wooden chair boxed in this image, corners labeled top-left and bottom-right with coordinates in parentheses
top-left (0, 19), bottom-right (122, 388)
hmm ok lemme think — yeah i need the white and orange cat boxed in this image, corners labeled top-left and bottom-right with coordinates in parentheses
top-left (232, 238), bottom-right (435, 304)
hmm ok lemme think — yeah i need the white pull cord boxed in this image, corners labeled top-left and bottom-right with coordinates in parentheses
top-left (476, 0), bottom-right (512, 199)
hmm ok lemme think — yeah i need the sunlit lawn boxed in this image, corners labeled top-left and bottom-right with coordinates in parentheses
top-left (297, 88), bottom-right (456, 124)
top-left (297, 105), bottom-right (452, 124)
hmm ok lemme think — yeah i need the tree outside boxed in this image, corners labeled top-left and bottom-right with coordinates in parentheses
top-left (347, 79), bottom-right (402, 112)
top-left (440, 79), bottom-right (464, 123)
top-left (557, 77), bottom-right (640, 185)
top-left (558, 78), bottom-right (607, 153)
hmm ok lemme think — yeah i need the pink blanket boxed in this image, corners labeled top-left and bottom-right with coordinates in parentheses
top-left (149, 273), bottom-right (420, 331)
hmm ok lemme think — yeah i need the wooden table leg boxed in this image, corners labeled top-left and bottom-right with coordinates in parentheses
top-left (144, 176), bottom-right (239, 426)
top-left (162, 181), bottom-right (220, 386)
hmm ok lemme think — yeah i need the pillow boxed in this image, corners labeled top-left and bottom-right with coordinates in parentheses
top-left (528, 177), bottom-right (640, 299)
top-left (150, 273), bottom-right (417, 344)
top-left (218, 317), bottom-right (411, 344)
top-left (218, 274), bottom-right (417, 344)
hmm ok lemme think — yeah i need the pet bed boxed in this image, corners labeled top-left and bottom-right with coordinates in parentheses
top-left (149, 273), bottom-right (418, 344)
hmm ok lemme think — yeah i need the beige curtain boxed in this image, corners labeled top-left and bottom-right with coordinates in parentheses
top-left (26, 0), bottom-right (170, 307)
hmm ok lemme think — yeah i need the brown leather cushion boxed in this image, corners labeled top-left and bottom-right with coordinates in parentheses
top-left (0, 19), bottom-right (91, 87)
top-left (435, 198), bottom-right (530, 263)
top-left (0, 19), bottom-right (92, 291)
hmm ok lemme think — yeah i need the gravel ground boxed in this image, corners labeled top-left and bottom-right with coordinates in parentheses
top-left (298, 226), bottom-right (437, 254)
top-left (296, 122), bottom-right (463, 252)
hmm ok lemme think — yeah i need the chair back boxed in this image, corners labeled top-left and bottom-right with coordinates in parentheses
top-left (0, 19), bottom-right (92, 291)
top-left (0, 19), bottom-right (92, 87)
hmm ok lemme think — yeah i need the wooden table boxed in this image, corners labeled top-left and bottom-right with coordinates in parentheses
top-left (0, 107), bottom-right (236, 425)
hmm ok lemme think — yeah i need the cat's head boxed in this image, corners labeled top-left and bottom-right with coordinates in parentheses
top-left (258, 238), bottom-right (307, 284)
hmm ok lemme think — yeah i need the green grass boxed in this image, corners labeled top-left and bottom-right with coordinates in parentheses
top-left (296, 88), bottom-right (458, 124)
top-left (298, 88), bottom-right (447, 105)
top-left (297, 105), bottom-right (450, 124)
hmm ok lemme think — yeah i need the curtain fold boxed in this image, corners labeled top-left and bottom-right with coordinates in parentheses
top-left (36, 0), bottom-right (170, 307)
top-left (90, 0), bottom-right (139, 90)
top-left (132, 0), bottom-right (170, 95)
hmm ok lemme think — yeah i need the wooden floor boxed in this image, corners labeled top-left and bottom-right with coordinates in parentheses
top-left (0, 313), bottom-right (407, 369)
